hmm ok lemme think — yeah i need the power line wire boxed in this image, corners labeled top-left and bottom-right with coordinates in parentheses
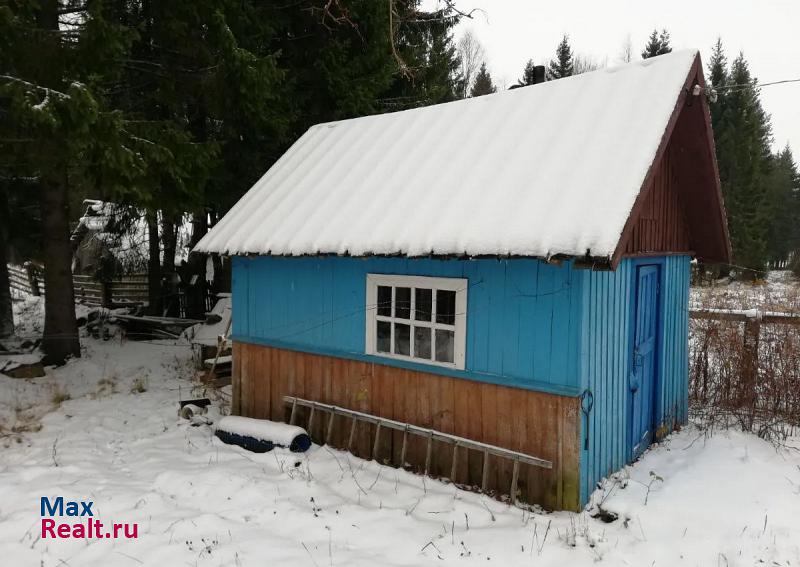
top-left (712, 77), bottom-right (800, 93)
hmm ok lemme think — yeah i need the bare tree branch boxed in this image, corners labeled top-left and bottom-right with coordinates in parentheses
top-left (456, 29), bottom-right (484, 99)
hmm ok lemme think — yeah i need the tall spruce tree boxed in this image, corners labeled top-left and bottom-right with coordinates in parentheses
top-left (707, 38), bottom-right (728, 129)
top-left (121, 0), bottom-right (285, 316)
top-left (0, 0), bottom-right (142, 362)
top-left (470, 62), bottom-right (496, 96)
top-left (379, 1), bottom-right (462, 108)
top-left (0, 188), bottom-right (12, 338)
top-left (764, 146), bottom-right (800, 266)
top-left (641, 29), bottom-right (673, 59)
top-left (711, 51), bottom-right (773, 277)
top-left (515, 59), bottom-right (539, 87)
top-left (548, 35), bottom-right (574, 80)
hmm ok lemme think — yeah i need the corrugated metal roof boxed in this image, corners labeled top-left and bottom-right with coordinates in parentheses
top-left (196, 50), bottom-right (698, 259)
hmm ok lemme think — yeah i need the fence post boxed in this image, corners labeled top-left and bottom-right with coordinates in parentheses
top-left (24, 262), bottom-right (40, 296)
top-left (101, 280), bottom-right (112, 308)
top-left (742, 312), bottom-right (761, 428)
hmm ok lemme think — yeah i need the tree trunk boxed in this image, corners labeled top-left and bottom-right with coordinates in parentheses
top-left (160, 213), bottom-right (180, 316)
top-left (40, 180), bottom-right (79, 364)
top-left (146, 211), bottom-right (161, 316)
top-left (0, 188), bottom-right (14, 338)
top-left (185, 211), bottom-right (208, 319)
top-left (161, 213), bottom-right (177, 277)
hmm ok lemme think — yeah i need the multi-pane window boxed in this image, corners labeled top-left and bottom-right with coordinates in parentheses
top-left (366, 275), bottom-right (467, 369)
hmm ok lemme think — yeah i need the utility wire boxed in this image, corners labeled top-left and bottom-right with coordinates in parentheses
top-left (711, 77), bottom-right (800, 93)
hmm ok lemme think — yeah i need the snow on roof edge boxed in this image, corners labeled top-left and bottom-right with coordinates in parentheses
top-left (195, 50), bottom-right (699, 260)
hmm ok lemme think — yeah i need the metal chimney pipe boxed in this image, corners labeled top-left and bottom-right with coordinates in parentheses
top-left (533, 65), bottom-right (546, 84)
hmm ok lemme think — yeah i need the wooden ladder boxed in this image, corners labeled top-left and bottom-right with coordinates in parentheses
top-left (285, 395), bottom-right (552, 506)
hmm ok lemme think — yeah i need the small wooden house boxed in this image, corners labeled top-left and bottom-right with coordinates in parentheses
top-left (196, 50), bottom-right (730, 510)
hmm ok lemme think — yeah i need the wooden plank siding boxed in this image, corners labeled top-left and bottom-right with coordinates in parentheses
top-left (233, 341), bottom-right (582, 511)
top-left (231, 256), bottom-right (584, 396)
top-left (623, 147), bottom-right (692, 256)
top-left (615, 58), bottom-right (730, 265)
top-left (230, 254), bottom-right (690, 510)
top-left (578, 256), bottom-right (690, 504)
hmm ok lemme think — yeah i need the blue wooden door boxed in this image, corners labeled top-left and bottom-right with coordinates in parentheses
top-left (629, 264), bottom-right (660, 460)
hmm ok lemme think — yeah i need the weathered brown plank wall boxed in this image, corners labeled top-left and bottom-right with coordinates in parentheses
top-left (233, 341), bottom-right (581, 511)
top-left (619, 62), bottom-right (730, 264)
top-left (624, 147), bottom-right (692, 256)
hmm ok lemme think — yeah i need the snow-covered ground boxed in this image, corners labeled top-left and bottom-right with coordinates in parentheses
top-left (691, 269), bottom-right (800, 312)
top-left (1, 292), bottom-right (799, 566)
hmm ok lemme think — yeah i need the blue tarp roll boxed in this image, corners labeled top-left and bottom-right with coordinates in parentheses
top-left (214, 416), bottom-right (312, 453)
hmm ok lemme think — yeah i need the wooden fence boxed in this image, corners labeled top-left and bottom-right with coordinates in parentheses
top-left (689, 307), bottom-right (800, 434)
top-left (8, 264), bottom-right (148, 307)
top-left (689, 307), bottom-right (800, 380)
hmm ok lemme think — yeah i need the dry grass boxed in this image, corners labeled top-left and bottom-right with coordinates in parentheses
top-left (130, 376), bottom-right (148, 394)
top-left (50, 386), bottom-right (71, 407)
top-left (689, 278), bottom-right (800, 442)
top-left (91, 373), bottom-right (119, 399)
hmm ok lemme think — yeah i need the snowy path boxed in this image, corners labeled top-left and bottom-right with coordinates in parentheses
top-left (1, 338), bottom-right (799, 566)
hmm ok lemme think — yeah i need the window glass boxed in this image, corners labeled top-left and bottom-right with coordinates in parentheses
top-left (415, 288), bottom-right (432, 321)
top-left (367, 275), bottom-right (465, 369)
top-left (394, 323), bottom-right (410, 355)
top-left (435, 329), bottom-right (455, 363)
top-left (436, 289), bottom-right (456, 325)
top-left (395, 287), bottom-right (411, 319)
top-left (377, 286), bottom-right (392, 317)
top-left (375, 321), bottom-right (392, 352)
top-left (414, 326), bottom-right (431, 360)
top-left (376, 320), bottom-right (391, 353)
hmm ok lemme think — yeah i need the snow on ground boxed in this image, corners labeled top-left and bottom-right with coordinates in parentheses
top-left (0, 339), bottom-right (798, 565)
top-left (0, 286), bottom-right (799, 566)
top-left (691, 269), bottom-right (800, 312)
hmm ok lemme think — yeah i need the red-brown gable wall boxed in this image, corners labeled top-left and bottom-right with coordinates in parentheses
top-left (623, 145), bottom-right (693, 256)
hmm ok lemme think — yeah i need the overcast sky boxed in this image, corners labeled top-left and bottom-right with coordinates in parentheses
top-left (428, 0), bottom-right (799, 154)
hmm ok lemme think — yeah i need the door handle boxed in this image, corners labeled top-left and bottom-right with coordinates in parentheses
top-left (629, 352), bottom-right (643, 392)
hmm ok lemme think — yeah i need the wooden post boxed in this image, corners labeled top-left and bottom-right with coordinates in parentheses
top-left (289, 398), bottom-right (298, 425)
top-left (743, 315), bottom-right (761, 426)
top-left (325, 411), bottom-right (336, 445)
top-left (102, 280), bottom-right (113, 308)
top-left (510, 458), bottom-right (520, 505)
top-left (424, 432), bottom-right (433, 475)
top-left (481, 450), bottom-right (490, 491)
top-left (307, 403), bottom-right (316, 433)
top-left (25, 263), bottom-right (40, 296)
top-left (450, 443), bottom-right (459, 483)
top-left (347, 416), bottom-right (357, 451)
top-left (372, 421), bottom-right (382, 460)
top-left (400, 426), bottom-right (409, 467)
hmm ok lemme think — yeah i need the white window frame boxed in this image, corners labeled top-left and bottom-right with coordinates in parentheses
top-left (365, 274), bottom-right (467, 370)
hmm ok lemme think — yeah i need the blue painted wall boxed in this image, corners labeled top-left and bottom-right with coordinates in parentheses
top-left (231, 254), bottom-right (690, 507)
top-left (578, 255), bottom-right (690, 504)
top-left (231, 255), bottom-right (584, 396)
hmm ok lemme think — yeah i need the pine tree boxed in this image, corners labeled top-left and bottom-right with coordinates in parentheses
top-left (641, 28), bottom-right (673, 59)
top-left (0, 0), bottom-right (141, 363)
top-left (548, 35), bottom-right (574, 80)
top-left (517, 59), bottom-right (539, 87)
top-left (764, 146), bottom-right (800, 266)
top-left (0, 188), bottom-right (12, 338)
top-left (707, 38), bottom-right (728, 129)
top-left (380, 1), bottom-right (462, 107)
top-left (658, 29), bottom-right (672, 54)
top-left (470, 62), bottom-right (496, 96)
top-left (715, 53), bottom-right (773, 277)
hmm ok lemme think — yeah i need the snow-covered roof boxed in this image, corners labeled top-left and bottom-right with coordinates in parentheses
top-left (196, 50), bottom-right (700, 259)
